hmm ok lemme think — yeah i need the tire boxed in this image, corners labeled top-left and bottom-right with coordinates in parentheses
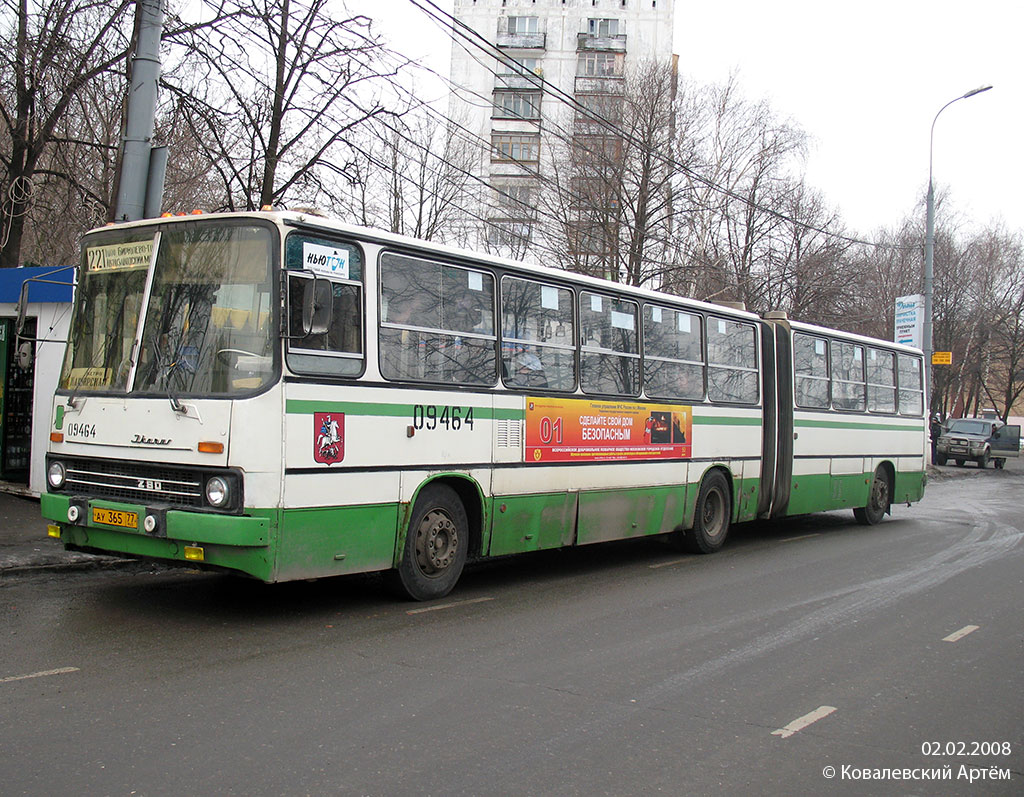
top-left (994, 458), bottom-right (1005, 470)
top-left (935, 453), bottom-right (947, 466)
top-left (977, 449), bottom-right (990, 469)
top-left (682, 470), bottom-right (731, 554)
top-left (389, 484), bottom-right (468, 601)
top-left (853, 466), bottom-right (890, 526)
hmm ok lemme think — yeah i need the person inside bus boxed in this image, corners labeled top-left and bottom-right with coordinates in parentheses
top-left (509, 349), bottom-right (548, 388)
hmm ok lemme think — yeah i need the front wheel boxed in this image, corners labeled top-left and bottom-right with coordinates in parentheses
top-left (935, 453), bottom-right (947, 466)
top-left (994, 458), bottom-right (1005, 470)
top-left (977, 449), bottom-right (990, 468)
top-left (853, 466), bottom-right (890, 526)
top-left (681, 470), bottom-right (731, 554)
top-left (388, 484), bottom-right (468, 601)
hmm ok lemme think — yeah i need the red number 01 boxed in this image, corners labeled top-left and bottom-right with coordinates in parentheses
top-left (538, 416), bottom-right (563, 444)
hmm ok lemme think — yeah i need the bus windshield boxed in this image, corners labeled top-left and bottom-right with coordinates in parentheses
top-left (62, 221), bottom-right (276, 397)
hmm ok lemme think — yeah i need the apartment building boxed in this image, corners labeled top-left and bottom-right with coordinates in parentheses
top-left (450, 0), bottom-right (676, 257)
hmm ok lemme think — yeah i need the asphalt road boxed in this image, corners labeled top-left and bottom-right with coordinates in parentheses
top-left (2, 464), bottom-right (1021, 796)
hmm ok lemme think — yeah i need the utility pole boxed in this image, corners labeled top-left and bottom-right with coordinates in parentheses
top-left (113, 0), bottom-right (166, 222)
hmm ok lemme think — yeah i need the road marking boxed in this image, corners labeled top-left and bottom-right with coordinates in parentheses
top-left (0, 666), bottom-right (80, 685)
top-left (779, 533), bottom-right (821, 543)
top-left (772, 705), bottom-right (837, 738)
top-left (649, 557), bottom-right (697, 569)
top-left (943, 625), bottom-right (980, 643)
top-left (407, 596), bottom-right (494, 615)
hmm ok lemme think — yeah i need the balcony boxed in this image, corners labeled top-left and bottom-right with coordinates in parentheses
top-left (496, 32), bottom-right (546, 50)
top-left (577, 32), bottom-right (627, 52)
top-left (574, 75), bottom-right (624, 94)
top-left (495, 72), bottom-right (544, 91)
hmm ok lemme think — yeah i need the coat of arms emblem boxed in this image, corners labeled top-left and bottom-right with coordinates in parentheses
top-left (314, 412), bottom-right (344, 464)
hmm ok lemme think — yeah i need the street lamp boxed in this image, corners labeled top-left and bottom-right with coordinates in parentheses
top-left (923, 84), bottom-right (993, 411)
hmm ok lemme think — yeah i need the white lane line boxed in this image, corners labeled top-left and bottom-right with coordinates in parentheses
top-left (649, 558), bottom-right (697, 569)
top-left (943, 625), bottom-right (980, 643)
top-left (0, 666), bottom-right (80, 685)
top-left (772, 705), bottom-right (837, 738)
top-left (779, 533), bottom-right (821, 543)
top-left (407, 596), bottom-right (494, 615)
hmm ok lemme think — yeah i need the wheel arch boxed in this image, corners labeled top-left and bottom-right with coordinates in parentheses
top-left (686, 463), bottom-right (737, 529)
top-left (402, 474), bottom-right (485, 561)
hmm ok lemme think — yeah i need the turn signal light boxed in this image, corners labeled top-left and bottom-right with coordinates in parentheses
top-left (50, 432), bottom-right (64, 443)
top-left (198, 441), bottom-right (224, 454)
top-left (184, 546), bottom-right (205, 562)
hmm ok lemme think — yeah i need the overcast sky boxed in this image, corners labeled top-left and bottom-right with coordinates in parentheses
top-left (365, 0), bottom-right (1022, 237)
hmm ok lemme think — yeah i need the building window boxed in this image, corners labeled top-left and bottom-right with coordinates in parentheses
top-left (508, 16), bottom-right (539, 35)
top-left (493, 91), bottom-right (541, 120)
top-left (587, 18), bottom-right (620, 37)
top-left (577, 52), bottom-right (622, 76)
top-left (492, 181), bottom-right (536, 216)
top-left (498, 56), bottom-right (541, 76)
top-left (491, 133), bottom-right (540, 163)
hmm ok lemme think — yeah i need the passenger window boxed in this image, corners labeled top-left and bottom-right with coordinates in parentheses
top-left (285, 234), bottom-right (363, 377)
top-left (866, 348), bottom-right (896, 413)
top-left (707, 317), bottom-right (758, 403)
top-left (831, 341), bottom-right (866, 411)
top-left (379, 253), bottom-right (496, 385)
top-left (794, 333), bottom-right (829, 409)
top-left (500, 276), bottom-right (576, 391)
top-left (580, 292), bottom-right (639, 396)
top-left (643, 305), bottom-right (704, 401)
top-left (897, 354), bottom-right (924, 416)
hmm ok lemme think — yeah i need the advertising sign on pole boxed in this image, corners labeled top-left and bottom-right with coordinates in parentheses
top-left (895, 294), bottom-right (925, 348)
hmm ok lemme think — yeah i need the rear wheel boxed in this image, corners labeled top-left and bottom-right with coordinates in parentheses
top-left (388, 484), bottom-right (468, 601)
top-left (854, 466), bottom-right (890, 526)
top-left (994, 458), bottom-right (1005, 470)
top-left (682, 470), bottom-right (731, 554)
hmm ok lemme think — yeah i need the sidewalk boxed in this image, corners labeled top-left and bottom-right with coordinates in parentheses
top-left (0, 486), bottom-right (131, 575)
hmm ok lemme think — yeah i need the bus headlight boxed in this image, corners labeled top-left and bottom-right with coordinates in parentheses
top-left (48, 461), bottom-right (67, 489)
top-left (205, 476), bottom-right (230, 507)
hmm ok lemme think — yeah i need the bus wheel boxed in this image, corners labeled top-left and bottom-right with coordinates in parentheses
top-left (854, 467), bottom-right (890, 526)
top-left (391, 484), bottom-right (468, 601)
top-left (683, 471), bottom-right (731, 554)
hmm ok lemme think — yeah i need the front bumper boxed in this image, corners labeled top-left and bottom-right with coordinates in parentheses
top-left (41, 493), bottom-right (276, 580)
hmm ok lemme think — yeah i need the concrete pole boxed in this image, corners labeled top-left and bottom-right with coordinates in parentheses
top-left (923, 85), bottom-right (992, 414)
top-left (114, 0), bottom-right (165, 222)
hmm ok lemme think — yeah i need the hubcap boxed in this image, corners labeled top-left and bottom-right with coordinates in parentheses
top-left (415, 508), bottom-right (458, 575)
top-left (702, 490), bottom-right (724, 537)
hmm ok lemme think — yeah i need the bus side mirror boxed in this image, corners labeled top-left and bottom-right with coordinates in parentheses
top-left (302, 276), bottom-right (333, 336)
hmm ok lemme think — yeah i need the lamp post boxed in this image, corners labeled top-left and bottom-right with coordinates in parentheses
top-left (923, 84), bottom-right (992, 412)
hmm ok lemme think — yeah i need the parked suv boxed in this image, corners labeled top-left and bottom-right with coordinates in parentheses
top-left (935, 418), bottom-right (1021, 469)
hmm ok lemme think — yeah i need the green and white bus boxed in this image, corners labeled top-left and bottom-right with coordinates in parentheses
top-left (41, 211), bottom-right (927, 600)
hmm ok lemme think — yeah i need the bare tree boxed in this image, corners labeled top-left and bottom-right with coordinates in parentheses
top-left (539, 61), bottom-right (678, 287)
top-left (0, 0), bottom-right (134, 267)
top-left (341, 101), bottom-right (480, 243)
top-left (169, 0), bottom-right (393, 211)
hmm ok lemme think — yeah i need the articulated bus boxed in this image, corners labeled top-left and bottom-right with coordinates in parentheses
top-left (41, 211), bottom-right (927, 600)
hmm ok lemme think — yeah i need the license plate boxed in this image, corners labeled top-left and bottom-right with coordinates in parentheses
top-left (92, 507), bottom-right (139, 529)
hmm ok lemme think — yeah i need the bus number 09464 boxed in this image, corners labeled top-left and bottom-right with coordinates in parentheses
top-left (412, 405), bottom-right (474, 431)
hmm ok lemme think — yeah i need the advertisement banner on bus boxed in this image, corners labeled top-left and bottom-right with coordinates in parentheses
top-left (525, 397), bottom-right (692, 462)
